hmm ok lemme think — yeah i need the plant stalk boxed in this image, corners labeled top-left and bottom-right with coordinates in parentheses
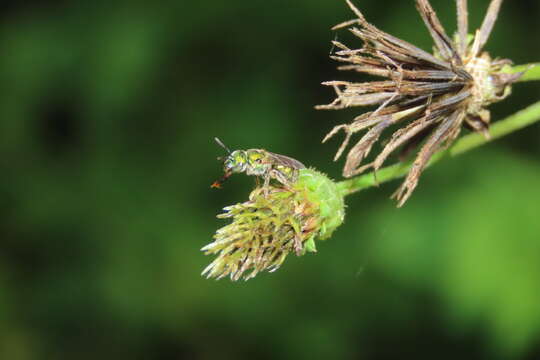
top-left (510, 63), bottom-right (540, 82)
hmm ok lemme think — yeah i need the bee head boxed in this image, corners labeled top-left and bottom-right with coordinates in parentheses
top-left (224, 150), bottom-right (248, 174)
top-left (214, 137), bottom-right (245, 174)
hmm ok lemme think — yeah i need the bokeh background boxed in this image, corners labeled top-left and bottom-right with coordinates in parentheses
top-left (1, 0), bottom-right (540, 359)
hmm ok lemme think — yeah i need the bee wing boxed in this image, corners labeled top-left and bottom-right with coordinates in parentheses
top-left (266, 151), bottom-right (306, 169)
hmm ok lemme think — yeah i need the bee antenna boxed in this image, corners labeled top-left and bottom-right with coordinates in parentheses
top-left (214, 137), bottom-right (232, 154)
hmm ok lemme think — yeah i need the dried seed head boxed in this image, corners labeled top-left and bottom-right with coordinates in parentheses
top-left (318, 0), bottom-right (523, 206)
top-left (201, 169), bottom-right (345, 281)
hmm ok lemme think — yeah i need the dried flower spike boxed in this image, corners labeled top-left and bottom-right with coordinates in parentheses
top-left (318, 0), bottom-right (524, 206)
top-left (202, 168), bottom-right (345, 281)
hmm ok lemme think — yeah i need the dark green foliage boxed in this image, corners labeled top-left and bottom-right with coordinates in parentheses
top-left (0, 0), bottom-right (539, 359)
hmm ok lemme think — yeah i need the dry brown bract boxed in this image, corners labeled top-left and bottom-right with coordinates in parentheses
top-left (318, 0), bottom-right (523, 206)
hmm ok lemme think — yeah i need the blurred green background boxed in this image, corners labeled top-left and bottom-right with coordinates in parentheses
top-left (1, 0), bottom-right (539, 359)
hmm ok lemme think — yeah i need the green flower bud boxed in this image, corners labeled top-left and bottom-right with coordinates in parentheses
top-left (201, 168), bottom-right (345, 281)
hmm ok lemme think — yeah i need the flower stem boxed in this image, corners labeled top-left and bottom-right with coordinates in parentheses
top-left (337, 100), bottom-right (540, 197)
top-left (510, 63), bottom-right (540, 82)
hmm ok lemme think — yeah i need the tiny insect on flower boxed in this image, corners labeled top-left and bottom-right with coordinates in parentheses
top-left (211, 137), bottom-right (306, 190)
top-left (206, 139), bottom-right (346, 281)
top-left (318, 0), bottom-right (525, 206)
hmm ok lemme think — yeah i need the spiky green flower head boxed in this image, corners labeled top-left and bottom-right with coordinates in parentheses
top-left (201, 168), bottom-right (345, 281)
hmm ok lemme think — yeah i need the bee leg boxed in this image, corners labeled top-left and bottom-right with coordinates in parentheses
top-left (271, 170), bottom-right (298, 193)
top-left (263, 174), bottom-right (271, 197)
top-left (269, 170), bottom-right (287, 187)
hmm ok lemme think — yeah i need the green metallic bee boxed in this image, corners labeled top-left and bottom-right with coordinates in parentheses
top-left (211, 138), bottom-right (306, 190)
